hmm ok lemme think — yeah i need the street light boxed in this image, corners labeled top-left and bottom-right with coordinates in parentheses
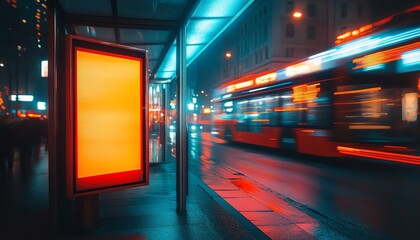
top-left (224, 51), bottom-right (242, 79)
top-left (292, 11), bottom-right (302, 18)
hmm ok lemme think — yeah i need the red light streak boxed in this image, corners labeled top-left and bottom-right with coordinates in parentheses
top-left (384, 145), bottom-right (409, 150)
top-left (337, 146), bottom-right (420, 165)
top-left (27, 113), bottom-right (41, 118)
top-left (335, 5), bottom-right (420, 45)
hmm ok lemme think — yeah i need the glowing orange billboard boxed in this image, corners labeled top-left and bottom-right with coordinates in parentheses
top-left (66, 36), bottom-right (148, 196)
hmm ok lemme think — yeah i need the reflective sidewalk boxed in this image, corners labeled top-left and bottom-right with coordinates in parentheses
top-left (0, 137), bottom-right (267, 240)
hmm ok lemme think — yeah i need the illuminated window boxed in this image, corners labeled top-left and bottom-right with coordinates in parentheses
top-left (286, 24), bottom-right (294, 38)
top-left (402, 93), bottom-right (418, 122)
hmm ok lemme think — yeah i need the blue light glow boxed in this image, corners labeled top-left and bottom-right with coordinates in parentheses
top-left (398, 48), bottom-right (420, 73)
top-left (402, 49), bottom-right (420, 65)
top-left (278, 27), bottom-right (420, 80)
top-left (224, 101), bottom-right (233, 107)
top-left (192, 0), bottom-right (247, 18)
top-left (156, 43), bottom-right (176, 79)
top-left (363, 64), bottom-right (385, 72)
top-left (155, 0), bottom-right (255, 80)
top-left (250, 80), bottom-right (292, 93)
top-left (186, 19), bottom-right (229, 45)
top-left (155, 71), bottom-right (176, 79)
top-left (322, 28), bottom-right (420, 63)
top-left (186, 0), bottom-right (255, 67)
top-left (11, 95), bottom-right (34, 102)
top-left (37, 101), bottom-right (47, 110)
top-left (187, 44), bottom-right (203, 62)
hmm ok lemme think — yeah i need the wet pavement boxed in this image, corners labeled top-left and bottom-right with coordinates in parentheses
top-left (2, 125), bottom-right (419, 239)
top-left (0, 136), bottom-right (265, 240)
top-left (188, 131), bottom-right (420, 240)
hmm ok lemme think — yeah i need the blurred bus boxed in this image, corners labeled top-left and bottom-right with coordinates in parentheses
top-left (188, 107), bottom-right (212, 132)
top-left (212, 6), bottom-right (420, 165)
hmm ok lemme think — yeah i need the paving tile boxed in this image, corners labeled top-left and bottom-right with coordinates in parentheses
top-left (215, 190), bottom-right (251, 198)
top-left (130, 224), bottom-right (220, 240)
top-left (96, 216), bottom-right (132, 232)
top-left (206, 183), bottom-right (239, 191)
top-left (100, 198), bottom-right (135, 207)
top-left (224, 198), bottom-right (272, 212)
top-left (297, 223), bottom-right (349, 240)
top-left (241, 211), bottom-right (292, 226)
top-left (130, 211), bottom-right (208, 229)
top-left (258, 224), bottom-right (316, 240)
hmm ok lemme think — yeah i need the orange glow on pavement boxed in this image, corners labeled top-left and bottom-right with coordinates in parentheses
top-left (76, 48), bottom-right (142, 178)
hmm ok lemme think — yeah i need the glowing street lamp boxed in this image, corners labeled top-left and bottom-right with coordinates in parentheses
top-left (225, 52), bottom-right (232, 59)
top-left (293, 11), bottom-right (302, 18)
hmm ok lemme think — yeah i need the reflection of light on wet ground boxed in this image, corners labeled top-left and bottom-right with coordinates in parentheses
top-left (191, 132), bottom-right (347, 239)
top-left (149, 135), bottom-right (163, 163)
top-left (0, 144), bottom-right (50, 239)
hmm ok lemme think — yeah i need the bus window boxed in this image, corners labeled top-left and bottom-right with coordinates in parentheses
top-left (334, 84), bottom-right (417, 143)
top-left (307, 87), bottom-right (332, 128)
top-left (236, 99), bottom-right (250, 132)
top-left (277, 91), bottom-right (300, 126)
top-left (265, 95), bottom-right (281, 126)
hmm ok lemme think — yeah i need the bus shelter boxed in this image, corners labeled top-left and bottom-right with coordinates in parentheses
top-left (47, 0), bottom-right (254, 233)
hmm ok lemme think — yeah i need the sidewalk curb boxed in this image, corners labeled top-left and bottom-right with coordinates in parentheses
top-left (190, 173), bottom-right (270, 240)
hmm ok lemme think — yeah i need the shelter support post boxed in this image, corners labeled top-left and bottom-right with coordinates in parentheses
top-left (176, 23), bottom-right (188, 213)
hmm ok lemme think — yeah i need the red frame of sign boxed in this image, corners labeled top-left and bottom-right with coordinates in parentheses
top-left (66, 35), bottom-right (149, 197)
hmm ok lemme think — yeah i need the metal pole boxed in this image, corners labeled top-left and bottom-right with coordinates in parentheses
top-left (15, 50), bottom-right (19, 115)
top-left (176, 23), bottom-right (187, 213)
top-left (48, 0), bottom-right (71, 234)
top-left (47, 1), bottom-right (58, 233)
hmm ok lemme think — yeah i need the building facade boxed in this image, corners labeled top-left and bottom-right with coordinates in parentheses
top-left (220, 0), bottom-right (372, 83)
